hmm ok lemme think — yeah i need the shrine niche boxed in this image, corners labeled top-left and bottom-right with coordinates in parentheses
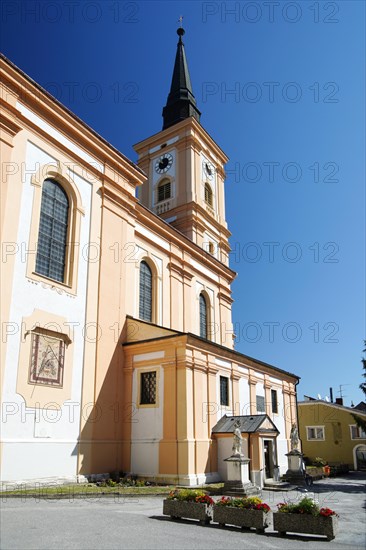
top-left (29, 332), bottom-right (65, 388)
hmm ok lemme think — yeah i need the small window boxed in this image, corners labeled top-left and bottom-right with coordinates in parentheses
top-left (157, 179), bottom-right (171, 203)
top-left (35, 179), bottom-right (69, 283)
top-left (271, 389), bottom-right (278, 414)
top-left (350, 425), bottom-right (366, 439)
top-left (199, 293), bottom-right (208, 339)
top-left (220, 376), bottom-right (229, 406)
top-left (307, 426), bottom-right (325, 440)
top-left (139, 261), bottom-right (152, 322)
top-left (204, 183), bottom-right (213, 207)
top-left (256, 395), bottom-right (265, 413)
top-left (140, 371), bottom-right (157, 405)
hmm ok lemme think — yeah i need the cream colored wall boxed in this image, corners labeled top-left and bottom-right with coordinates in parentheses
top-left (129, 217), bottom-right (234, 346)
top-left (0, 57), bottom-right (145, 481)
top-left (1, 127), bottom-right (100, 480)
top-left (124, 336), bottom-right (298, 485)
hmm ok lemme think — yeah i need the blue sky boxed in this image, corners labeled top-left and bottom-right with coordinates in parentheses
top-left (1, 0), bottom-right (365, 405)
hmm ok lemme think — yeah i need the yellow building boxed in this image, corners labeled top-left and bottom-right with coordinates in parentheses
top-left (298, 400), bottom-right (366, 470)
top-left (1, 29), bottom-right (299, 487)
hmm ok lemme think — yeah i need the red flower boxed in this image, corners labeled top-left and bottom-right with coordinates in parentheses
top-left (255, 503), bottom-right (270, 512)
top-left (195, 494), bottom-right (214, 505)
top-left (320, 507), bottom-right (337, 517)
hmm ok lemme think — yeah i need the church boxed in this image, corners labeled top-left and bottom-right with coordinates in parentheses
top-left (0, 28), bottom-right (299, 488)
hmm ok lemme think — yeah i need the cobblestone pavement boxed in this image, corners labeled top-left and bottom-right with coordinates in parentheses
top-left (1, 472), bottom-right (365, 549)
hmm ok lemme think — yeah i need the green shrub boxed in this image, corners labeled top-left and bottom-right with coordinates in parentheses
top-left (277, 497), bottom-right (320, 515)
top-left (215, 496), bottom-right (270, 512)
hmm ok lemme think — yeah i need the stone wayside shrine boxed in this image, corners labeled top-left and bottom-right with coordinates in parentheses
top-left (283, 423), bottom-right (307, 486)
top-left (223, 420), bottom-right (260, 496)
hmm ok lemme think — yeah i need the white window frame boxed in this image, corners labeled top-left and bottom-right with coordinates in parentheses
top-left (306, 426), bottom-right (325, 441)
top-left (350, 424), bottom-right (366, 440)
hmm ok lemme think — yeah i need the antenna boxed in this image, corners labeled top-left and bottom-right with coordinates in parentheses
top-left (338, 384), bottom-right (350, 399)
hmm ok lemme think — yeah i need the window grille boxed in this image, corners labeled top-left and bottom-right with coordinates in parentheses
top-left (140, 371), bottom-right (156, 405)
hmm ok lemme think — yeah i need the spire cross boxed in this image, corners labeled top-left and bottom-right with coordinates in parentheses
top-left (178, 15), bottom-right (183, 28)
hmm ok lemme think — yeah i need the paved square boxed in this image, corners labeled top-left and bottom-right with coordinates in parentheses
top-left (1, 473), bottom-right (365, 549)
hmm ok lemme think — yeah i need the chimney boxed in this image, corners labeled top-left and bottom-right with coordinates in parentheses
top-left (329, 387), bottom-right (334, 403)
top-left (335, 397), bottom-right (343, 406)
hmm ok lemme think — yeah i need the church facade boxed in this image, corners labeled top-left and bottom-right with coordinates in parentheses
top-left (0, 30), bottom-right (299, 487)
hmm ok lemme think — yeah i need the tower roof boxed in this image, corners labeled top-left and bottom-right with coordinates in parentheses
top-left (162, 27), bottom-right (201, 130)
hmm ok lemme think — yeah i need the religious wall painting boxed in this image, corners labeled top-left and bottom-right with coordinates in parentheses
top-left (28, 332), bottom-right (65, 387)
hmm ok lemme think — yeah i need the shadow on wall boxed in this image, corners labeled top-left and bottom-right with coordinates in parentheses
top-left (77, 320), bottom-right (130, 476)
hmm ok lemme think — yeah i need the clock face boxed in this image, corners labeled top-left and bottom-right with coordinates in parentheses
top-left (155, 153), bottom-right (173, 174)
top-left (203, 161), bottom-right (214, 180)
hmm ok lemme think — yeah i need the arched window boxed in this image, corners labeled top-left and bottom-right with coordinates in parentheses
top-left (139, 261), bottom-right (153, 321)
top-left (199, 293), bottom-right (208, 339)
top-left (157, 179), bottom-right (171, 203)
top-left (35, 179), bottom-right (69, 283)
top-left (204, 183), bottom-right (213, 207)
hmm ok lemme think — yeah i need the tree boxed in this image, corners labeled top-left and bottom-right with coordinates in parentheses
top-left (351, 341), bottom-right (366, 432)
top-left (360, 341), bottom-right (366, 395)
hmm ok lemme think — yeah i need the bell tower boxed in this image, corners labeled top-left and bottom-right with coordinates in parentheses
top-left (134, 27), bottom-right (231, 265)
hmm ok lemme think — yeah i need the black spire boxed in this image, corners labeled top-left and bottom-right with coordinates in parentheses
top-left (162, 27), bottom-right (201, 130)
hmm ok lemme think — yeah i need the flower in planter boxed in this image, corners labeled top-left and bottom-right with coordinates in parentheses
top-left (195, 494), bottom-right (214, 505)
top-left (215, 496), bottom-right (270, 513)
top-left (254, 503), bottom-right (271, 513)
top-left (167, 489), bottom-right (213, 504)
top-left (320, 507), bottom-right (338, 517)
top-left (276, 497), bottom-right (338, 517)
top-left (215, 496), bottom-right (232, 507)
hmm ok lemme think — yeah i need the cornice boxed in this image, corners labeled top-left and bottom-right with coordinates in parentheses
top-left (134, 117), bottom-right (228, 166)
top-left (167, 261), bottom-right (194, 281)
top-left (217, 291), bottom-right (234, 305)
top-left (0, 55), bottom-right (146, 187)
top-left (135, 204), bottom-right (236, 282)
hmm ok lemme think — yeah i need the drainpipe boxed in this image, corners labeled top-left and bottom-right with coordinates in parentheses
top-left (291, 376), bottom-right (303, 475)
top-left (294, 377), bottom-right (301, 448)
top-left (175, 346), bottom-right (179, 484)
top-left (248, 432), bottom-right (252, 482)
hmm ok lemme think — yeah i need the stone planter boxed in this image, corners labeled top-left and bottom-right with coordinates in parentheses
top-left (273, 512), bottom-right (338, 541)
top-left (213, 506), bottom-right (269, 533)
top-left (163, 500), bottom-right (211, 525)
